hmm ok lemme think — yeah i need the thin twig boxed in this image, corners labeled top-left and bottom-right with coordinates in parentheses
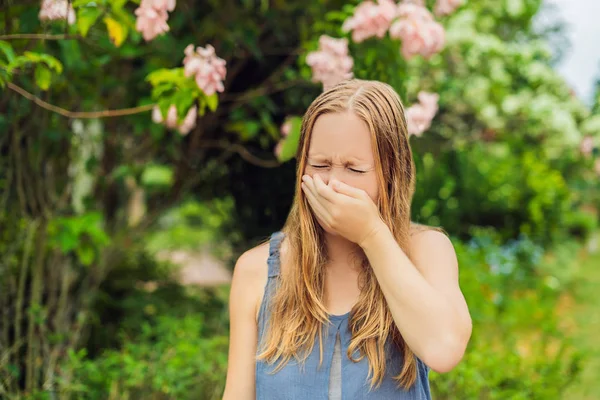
top-left (199, 140), bottom-right (281, 168)
top-left (7, 82), bottom-right (155, 118)
top-left (0, 33), bottom-right (81, 41)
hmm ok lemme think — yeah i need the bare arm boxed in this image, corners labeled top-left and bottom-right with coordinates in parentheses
top-left (361, 227), bottom-right (472, 373)
top-left (222, 247), bottom-right (267, 400)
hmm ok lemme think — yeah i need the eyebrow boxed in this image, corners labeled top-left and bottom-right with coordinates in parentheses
top-left (307, 155), bottom-right (368, 163)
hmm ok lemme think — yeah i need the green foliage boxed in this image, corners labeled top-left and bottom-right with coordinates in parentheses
top-left (430, 232), bottom-right (583, 399)
top-left (278, 116), bottom-right (302, 162)
top-left (61, 314), bottom-right (227, 400)
top-left (413, 144), bottom-right (573, 245)
top-left (46, 212), bottom-right (110, 266)
top-left (145, 197), bottom-right (236, 253)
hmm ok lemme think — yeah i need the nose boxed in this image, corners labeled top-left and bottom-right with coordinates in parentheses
top-left (314, 167), bottom-right (343, 187)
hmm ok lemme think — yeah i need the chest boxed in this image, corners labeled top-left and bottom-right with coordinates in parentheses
top-left (255, 316), bottom-right (431, 400)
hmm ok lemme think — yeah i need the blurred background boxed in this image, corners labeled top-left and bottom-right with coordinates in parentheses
top-left (1, 0), bottom-right (599, 398)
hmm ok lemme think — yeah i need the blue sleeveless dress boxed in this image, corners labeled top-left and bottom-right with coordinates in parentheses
top-left (255, 232), bottom-right (432, 400)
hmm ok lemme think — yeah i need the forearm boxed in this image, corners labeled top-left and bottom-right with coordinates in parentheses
top-left (360, 224), bottom-right (469, 372)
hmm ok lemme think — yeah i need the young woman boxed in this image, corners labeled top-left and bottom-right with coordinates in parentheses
top-left (223, 79), bottom-right (472, 400)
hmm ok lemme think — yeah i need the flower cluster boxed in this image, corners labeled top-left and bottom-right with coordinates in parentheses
top-left (152, 104), bottom-right (197, 135)
top-left (341, 0), bottom-right (396, 43)
top-left (135, 0), bottom-right (176, 41)
top-left (389, 2), bottom-right (445, 59)
top-left (39, 0), bottom-right (76, 25)
top-left (305, 36), bottom-right (354, 91)
top-left (434, 0), bottom-right (463, 16)
top-left (183, 44), bottom-right (227, 96)
top-left (405, 91), bottom-right (439, 136)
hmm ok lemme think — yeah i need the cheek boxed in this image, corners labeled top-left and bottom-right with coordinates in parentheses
top-left (365, 185), bottom-right (379, 204)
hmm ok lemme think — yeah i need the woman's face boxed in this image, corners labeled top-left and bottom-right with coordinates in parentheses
top-left (304, 111), bottom-right (380, 207)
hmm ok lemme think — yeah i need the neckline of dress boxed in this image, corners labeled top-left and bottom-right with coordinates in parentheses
top-left (328, 311), bottom-right (351, 320)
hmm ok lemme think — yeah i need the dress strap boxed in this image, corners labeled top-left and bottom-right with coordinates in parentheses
top-left (267, 231), bottom-right (285, 278)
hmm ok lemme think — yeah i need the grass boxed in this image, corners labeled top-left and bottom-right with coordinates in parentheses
top-left (563, 234), bottom-right (600, 399)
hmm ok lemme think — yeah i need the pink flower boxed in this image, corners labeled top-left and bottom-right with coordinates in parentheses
top-left (342, 0), bottom-right (396, 43)
top-left (274, 140), bottom-right (284, 158)
top-left (154, 0), bottom-right (176, 12)
top-left (281, 120), bottom-right (292, 137)
top-left (389, 3), bottom-right (445, 59)
top-left (134, 0), bottom-right (176, 42)
top-left (152, 104), bottom-right (197, 135)
top-left (306, 35), bottom-right (354, 91)
top-left (405, 91), bottom-right (439, 136)
top-left (183, 44), bottom-right (227, 96)
top-left (434, 0), bottom-right (463, 16)
top-left (580, 135), bottom-right (594, 158)
top-left (39, 0), bottom-right (76, 25)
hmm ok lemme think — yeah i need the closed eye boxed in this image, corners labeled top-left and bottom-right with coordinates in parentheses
top-left (349, 168), bottom-right (367, 174)
top-left (311, 165), bottom-right (328, 169)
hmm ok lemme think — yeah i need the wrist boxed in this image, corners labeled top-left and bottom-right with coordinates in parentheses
top-left (359, 220), bottom-right (390, 251)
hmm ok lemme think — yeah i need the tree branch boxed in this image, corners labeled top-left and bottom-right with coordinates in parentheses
top-left (7, 82), bottom-right (154, 118)
top-left (199, 140), bottom-right (280, 168)
top-left (0, 33), bottom-right (81, 41)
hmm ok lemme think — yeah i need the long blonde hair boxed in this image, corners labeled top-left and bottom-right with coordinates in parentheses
top-left (257, 79), bottom-right (421, 389)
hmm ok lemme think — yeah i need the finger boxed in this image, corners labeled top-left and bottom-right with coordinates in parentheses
top-left (312, 174), bottom-right (338, 203)
top-left (302, 174), bottom-right (333, 206)
top-left (330, 178), bottom-right (366, 199)
top-left (302, 183), bottom-right (332, 225)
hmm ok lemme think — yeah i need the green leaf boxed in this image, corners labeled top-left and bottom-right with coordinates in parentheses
top-left (0, 41), bottom-right (15, 63)
top-left (506, 0), bottom-right (524, 17)
top-left (76, 244), bottom-right (95, 266)
top-left (227, 120), bottom-right (261, 141)
top-left (278, 116), bottom-right (302, 162)
top-left (146, 68), bottom-right (186, 87)
top-left (198, 99), bottom-right (207, 116)
top-left (172, 89), bottom-right (197, 119)
top-left (151, 82), bottom-right (176, 100)
top-left (141, 164), bottom-right (174, 188)
top-left (77, 7), bottom-right (102, 37)
top-left (109, 0), bottom-right (128, 11)
top-left (34, 64), bottom-right (52, 90)
top-left (104, 16), bottom-right (128, 47)
top-left (205, 93), bottom-right (218, 112)
top-left (158, 98), bottom-right (172, 121)
top-left (72, 0), bottom-right (103, 7)
top-left (20, 52), bottom-right (63, 73)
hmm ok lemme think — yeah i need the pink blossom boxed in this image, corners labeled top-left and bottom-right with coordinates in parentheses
top-left (39, 0), bottom-right (76, 25)
top-left (274, 140), bottom-right (284, 158)
top-left (434, 0), bottom-right (463, 16)
top-left (389, 3), bottom-right (445, 59)
top-left (580, 135), bottom-right (594, 158)
top-left (342, 0), bottom-right (396, 43)
top-left (405, 91), bottom-right (439, 136)
top-left (135, 0), bottom-right (176, 42)
top-left (183, 44), bottom-right (227, 96)
top-left (152, 104), bottom-right (197, 135)
top-left (281, 120), bottom-right (292, 137)
top-left (306, 35), bottom-right (354, 91)
top-left (154, 0), bottom-right (176, 12)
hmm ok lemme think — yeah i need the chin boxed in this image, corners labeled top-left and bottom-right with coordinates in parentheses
top-left (316, 219), bottom-right (337, 236)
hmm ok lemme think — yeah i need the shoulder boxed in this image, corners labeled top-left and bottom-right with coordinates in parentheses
top-left (234, 239), bottom-right (271, 276)
top-left (408, 223), bottom-right (457, 274)
top-left (230, 239), bottom-right (272, 322)
top-left (409, 224), bottom-right (451, 250)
